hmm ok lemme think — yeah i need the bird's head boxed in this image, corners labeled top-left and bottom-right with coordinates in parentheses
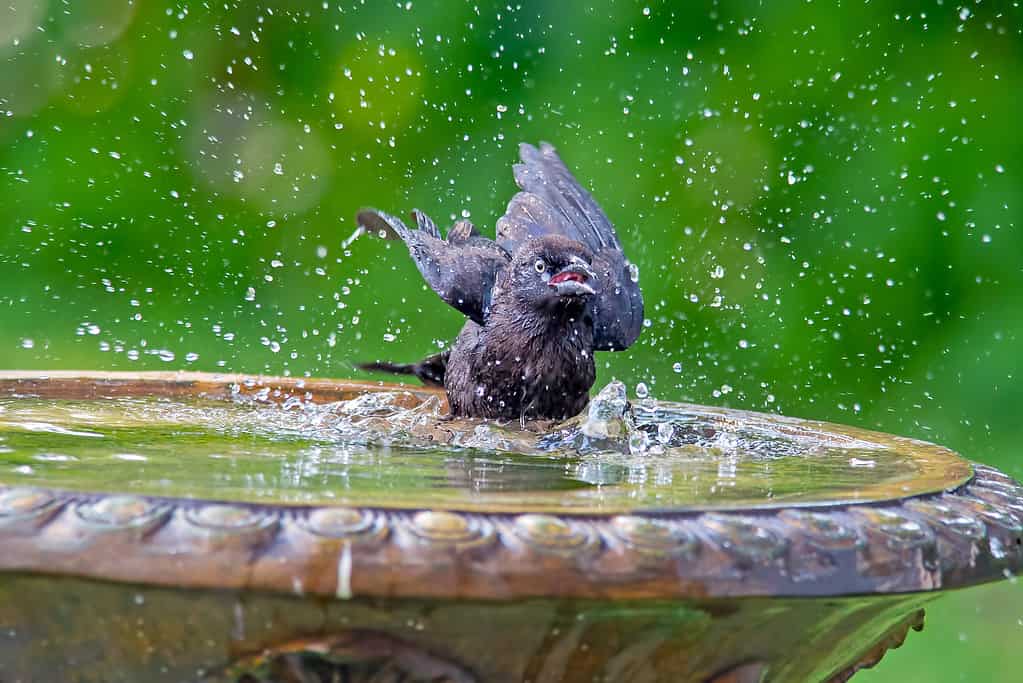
top-left (504, 236), bottom-right (597, 313)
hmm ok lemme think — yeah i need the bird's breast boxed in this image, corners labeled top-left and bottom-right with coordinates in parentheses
top-left (458, 319), bottom-right (596, 420)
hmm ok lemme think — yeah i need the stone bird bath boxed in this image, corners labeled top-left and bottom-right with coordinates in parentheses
top-left (0, 371), bottom-right (1020, 682)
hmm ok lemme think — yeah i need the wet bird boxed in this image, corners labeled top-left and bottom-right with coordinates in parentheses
top-left (357, 142), bottom-right (643, 421)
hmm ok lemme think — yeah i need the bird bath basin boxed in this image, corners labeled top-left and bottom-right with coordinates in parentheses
top-left (0, 371), bottom-right (1020, 682)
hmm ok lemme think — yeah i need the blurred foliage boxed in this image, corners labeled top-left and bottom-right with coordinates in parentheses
top-left (1, 1), bottom-right (1021, 679)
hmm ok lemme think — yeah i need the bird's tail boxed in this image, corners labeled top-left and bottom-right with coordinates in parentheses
top-left (358, 351), bottom-right (449, 388)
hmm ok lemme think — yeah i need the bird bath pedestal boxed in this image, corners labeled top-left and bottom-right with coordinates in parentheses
top-left (0, 372), bottom-right (1020, 682)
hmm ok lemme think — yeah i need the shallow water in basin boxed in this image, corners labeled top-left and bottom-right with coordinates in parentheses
top-left (0, 394), bottom-right (971, 513)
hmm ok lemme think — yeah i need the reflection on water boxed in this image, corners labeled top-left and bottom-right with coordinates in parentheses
top-left (0, 388), bottom-right (970, 513)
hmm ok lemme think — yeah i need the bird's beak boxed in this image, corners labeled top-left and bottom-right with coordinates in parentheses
top-left (549, 259), bottom-right (596, 297)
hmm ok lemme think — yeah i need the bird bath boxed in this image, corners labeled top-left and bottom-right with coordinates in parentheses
top-left (0, 371), bottom-right (1020, 682)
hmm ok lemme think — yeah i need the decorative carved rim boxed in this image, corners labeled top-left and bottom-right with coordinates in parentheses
top-left (0, 463), bottom-right (1018, 600)
top-left (0, 371), bottom-right (1020, 600)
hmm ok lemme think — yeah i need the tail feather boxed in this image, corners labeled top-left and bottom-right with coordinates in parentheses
top-left (358, 351), bottom-right (448, 388)
top-left (357, 360), bottom-right (418, 375)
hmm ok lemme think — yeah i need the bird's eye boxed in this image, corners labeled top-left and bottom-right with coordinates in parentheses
top-left (534, 259), bottom-right (546, 273)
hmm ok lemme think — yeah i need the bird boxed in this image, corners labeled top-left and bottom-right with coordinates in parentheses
top-left (356, 142), bottom-right (643, 422)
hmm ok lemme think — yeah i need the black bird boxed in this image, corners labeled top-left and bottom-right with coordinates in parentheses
top-left (357, 142), bottom-right (643, 421)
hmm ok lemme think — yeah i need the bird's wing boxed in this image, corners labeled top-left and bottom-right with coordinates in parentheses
top-left (496, 142), bottom-right (644, 350)
top-left (357, 208), bottom-right (511, 326)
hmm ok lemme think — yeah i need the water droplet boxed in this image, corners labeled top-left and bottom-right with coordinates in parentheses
top-left (628, 429), bottom-right (650, 455)
top-left (635, 382), bottom-right (649, 399)
top-left (657, 422), bottom-right (674, 443)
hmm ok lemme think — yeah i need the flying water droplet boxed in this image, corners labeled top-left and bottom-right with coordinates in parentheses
top-left (628, 429), bottom-right (650, 455)
top-left (657, 422), bottom-right (674, 443)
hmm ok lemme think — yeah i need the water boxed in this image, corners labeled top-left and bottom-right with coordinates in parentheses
top-left (0, 389), bottom-right (970, 513)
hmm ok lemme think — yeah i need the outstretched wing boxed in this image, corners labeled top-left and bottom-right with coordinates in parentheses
top-left (496, 142), bottom-right (644, 351)
top-left (357, 208), bottom-right (510, 326)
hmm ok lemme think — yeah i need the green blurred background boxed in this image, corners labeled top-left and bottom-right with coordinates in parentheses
top-left (1, 0), bottom-right (1020, 679)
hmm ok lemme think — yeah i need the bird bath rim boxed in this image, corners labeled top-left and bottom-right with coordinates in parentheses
top-left (0, 370), bottom-right (1020, 602)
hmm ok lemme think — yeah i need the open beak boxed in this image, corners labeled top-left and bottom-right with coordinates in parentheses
top-left (548, 259), bottom-right (596, 297)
